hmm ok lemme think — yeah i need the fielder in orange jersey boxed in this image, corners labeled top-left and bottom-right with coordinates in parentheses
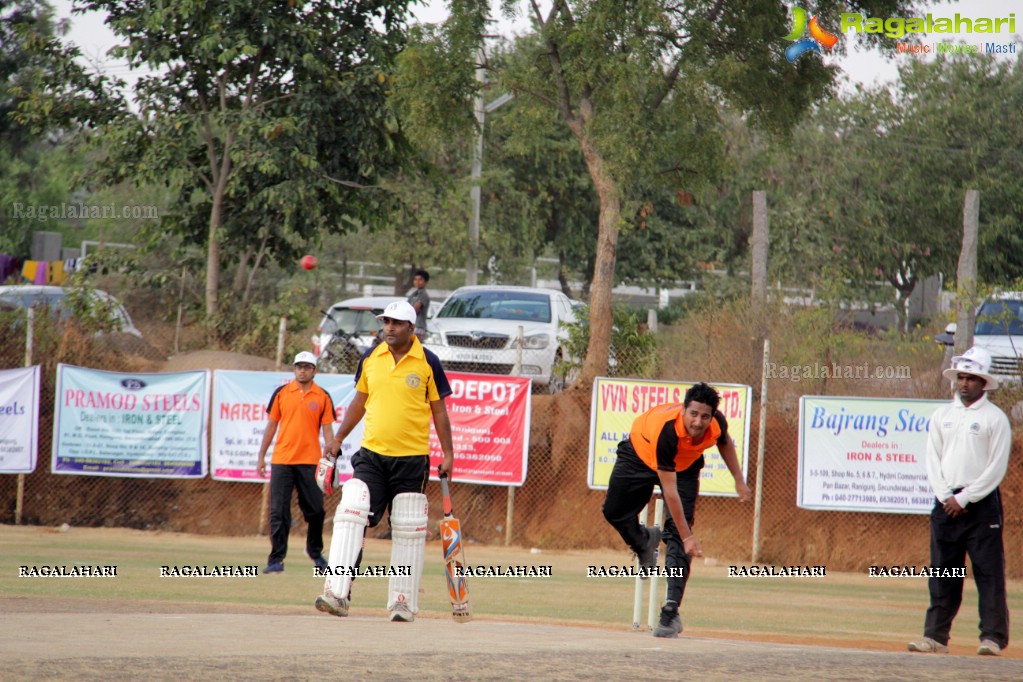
top-left (602, 382), bottom-right (751, 638)
top-left (256, 351), bottom-right (337, 575)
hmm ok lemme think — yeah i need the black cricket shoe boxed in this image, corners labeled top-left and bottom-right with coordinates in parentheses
top-left (652, 600), bottom-right (682, 638)
top-left (637, 525), bottom-right (662, 579)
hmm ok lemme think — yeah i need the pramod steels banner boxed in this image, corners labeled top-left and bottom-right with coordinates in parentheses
top-left (797, 396), bottom-right (945, 514)
top-left (52, 364), bottom-right (211, 478)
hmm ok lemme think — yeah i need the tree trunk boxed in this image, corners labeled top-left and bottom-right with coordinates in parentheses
top-left (233, 249), bottom-right (250, 294)
top-left (955, 190), bottom-right (979, 354)
top-left (575, 133), bottom-right (620, 384)
top-left (205, 195), bottom-right (222, 320)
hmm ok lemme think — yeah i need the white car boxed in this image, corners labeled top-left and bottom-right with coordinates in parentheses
top-left (937, 291), bottom-right (1023, 384)
top-left (0, 284), bottom-right (142, 337)
top-left (313, 294), bottom-right (404, 356)
top-left (425, 285), bottom-right (579, 392)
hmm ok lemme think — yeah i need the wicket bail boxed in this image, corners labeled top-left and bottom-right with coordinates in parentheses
top-left (632, 496), bottom-right (665, 631)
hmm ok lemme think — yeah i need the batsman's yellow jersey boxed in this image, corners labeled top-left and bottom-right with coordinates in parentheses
top-left (354, 338), bottom-right (452, 456)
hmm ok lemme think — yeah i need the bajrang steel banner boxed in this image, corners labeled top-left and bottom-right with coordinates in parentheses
top-left (587, 378), bottom-right (752, 494)
top-left (797, 396), bottom-right (944, 514)
top-left (52, 364), bottom-right (210, 478)
top-left (0, 365), bottom-right (42, 474)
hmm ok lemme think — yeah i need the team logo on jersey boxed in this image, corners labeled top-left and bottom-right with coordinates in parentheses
top-left (406, 373), bottom-right (422, 388)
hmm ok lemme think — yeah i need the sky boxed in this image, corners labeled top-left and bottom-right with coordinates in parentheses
top-left (50, 0), bottom-right (1021, 94)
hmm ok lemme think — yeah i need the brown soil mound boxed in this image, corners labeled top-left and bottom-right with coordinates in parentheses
top-left (160, 350), bottom-right (277, 373)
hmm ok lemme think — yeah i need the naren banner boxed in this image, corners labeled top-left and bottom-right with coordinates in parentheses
top-left (210, 370), bottom-right (360, 482)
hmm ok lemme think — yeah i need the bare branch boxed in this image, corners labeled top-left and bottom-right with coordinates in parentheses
top-left (650, 59), bottom-right (681, 111)
top-left (322, 174), bottom-right (386, 190)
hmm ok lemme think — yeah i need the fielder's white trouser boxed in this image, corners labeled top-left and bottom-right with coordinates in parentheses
top-left (387, 492), bottom-right (428, 613)
top-left (325, 478), bottom-right (371, 600)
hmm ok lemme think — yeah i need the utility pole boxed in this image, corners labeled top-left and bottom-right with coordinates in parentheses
top-left (466, 47), bottom-right (513, 286)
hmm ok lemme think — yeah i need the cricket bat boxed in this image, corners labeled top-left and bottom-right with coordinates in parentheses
top-left (440, 473), bottom-right (473, 622)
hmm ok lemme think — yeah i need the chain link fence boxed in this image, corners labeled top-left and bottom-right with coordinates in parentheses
top-left (2, 280), bottom-right (1021, 578)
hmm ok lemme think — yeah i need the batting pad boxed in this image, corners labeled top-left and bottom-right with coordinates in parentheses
top-left (387, 492), bottom-right (429, 613)
top-left (325, 478), bottom-right (371, 599)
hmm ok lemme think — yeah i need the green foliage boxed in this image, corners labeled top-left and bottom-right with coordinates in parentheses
top-left (208, 283), bottom-right (316, 357)
top-left (561, 303), bottom-right (659, 379)
top-left (741, 54), bottom-right (1023, 331)
top-left (15, 0), bottom-right (416, 321)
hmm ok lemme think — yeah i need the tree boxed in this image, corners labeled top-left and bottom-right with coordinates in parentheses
top-left (781, 54), bottom-right (1023, 331)
top-left (406, 0), bottom-right (912, 385)
top-left (1, 0), bottom-right (83, 256)
top-left (16, 0), bottom-right (413, 328)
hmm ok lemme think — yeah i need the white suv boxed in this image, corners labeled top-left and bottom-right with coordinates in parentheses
top-left (425, 285), bottom-right (578, 393)
top-left (938, 291), bottom-right (1023, 384)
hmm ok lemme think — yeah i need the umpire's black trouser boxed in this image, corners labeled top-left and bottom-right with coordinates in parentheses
top-left (602, 441), bottom-right (702, 605)
top-left (268, 464), bottom-right (324, 564)
top-left (924, 489), bottom-right (1009, 649)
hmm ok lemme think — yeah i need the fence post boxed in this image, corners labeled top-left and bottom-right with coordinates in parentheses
top-left (751, 338), bottom-right (770, 563)
top-left (513, 325), bottom-right (523, 375)
top-left (505, 486), bottom-right (515, 546)
top-left (14, 307), bottom-right (35, 525)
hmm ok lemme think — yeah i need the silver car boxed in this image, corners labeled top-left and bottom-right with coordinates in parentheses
top-left (0, 284), bottom-right (142, 337)
top-left (425, 285), bottom-right (578, 393)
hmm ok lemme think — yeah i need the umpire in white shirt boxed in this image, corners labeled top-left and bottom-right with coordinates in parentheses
top-left (908, 347), bottom-right (1012, 656)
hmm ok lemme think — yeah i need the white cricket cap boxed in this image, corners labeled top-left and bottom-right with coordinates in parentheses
top-left (293, 351), bottom-right (318, 366)
top-left (376, 301), bottom-right (417, 325)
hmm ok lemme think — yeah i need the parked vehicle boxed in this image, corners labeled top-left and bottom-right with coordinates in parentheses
top-left (0, 284), bottom-right (142, 337)
top-left (313, 296), bottom-right (404, 373)
top-left (425, 285), bottom-right (579, 393)
top-left (936, 291), bottom-right (1023, 384)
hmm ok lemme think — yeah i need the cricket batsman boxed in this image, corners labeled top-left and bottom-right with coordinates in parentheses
top-left (602, 382), bottom-right (752, 637)
top-left (314, 301), bottom-right (456, 622)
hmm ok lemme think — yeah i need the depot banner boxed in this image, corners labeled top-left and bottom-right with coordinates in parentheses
top-left (210, 371), bottom-right (359, 482)
top-left (428, 373), bottom-right (531, 486)
top-left (587, 378), bottom-right (751, 494)
top-left (798, 396), bottom-right (944, 514)
top-left (0, 365), bottom-right (41, 474)
top-left (52, 364), bottom-right (210, 478)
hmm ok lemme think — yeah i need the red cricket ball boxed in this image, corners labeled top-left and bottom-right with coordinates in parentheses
top-left (300, 255), bottom-right (318, 271)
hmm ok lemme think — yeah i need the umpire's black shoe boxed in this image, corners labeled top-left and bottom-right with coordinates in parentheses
top-left (653, 601), bottom-right (682, 638)
top-left (637, 525), bottom-right (662, 578)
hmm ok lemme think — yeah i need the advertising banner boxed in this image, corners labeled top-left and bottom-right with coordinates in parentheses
top-left (797, 396), bottom-right (944, 513)
top-left (52, 364), bottom-right (210, 478)
top-left (587, 378), bottom-right (751, 495)
top-left (210, 371), bottom-right (358, 482)
top-left (0, 366), bottom-right (41, 474)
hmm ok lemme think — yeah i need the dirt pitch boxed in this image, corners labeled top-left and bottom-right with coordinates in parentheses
top-left (2, 597), bottom-right (1020, 682)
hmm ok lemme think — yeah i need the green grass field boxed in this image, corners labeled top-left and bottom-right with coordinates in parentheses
top-left (2, 524), bottom-right (1020, 657)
